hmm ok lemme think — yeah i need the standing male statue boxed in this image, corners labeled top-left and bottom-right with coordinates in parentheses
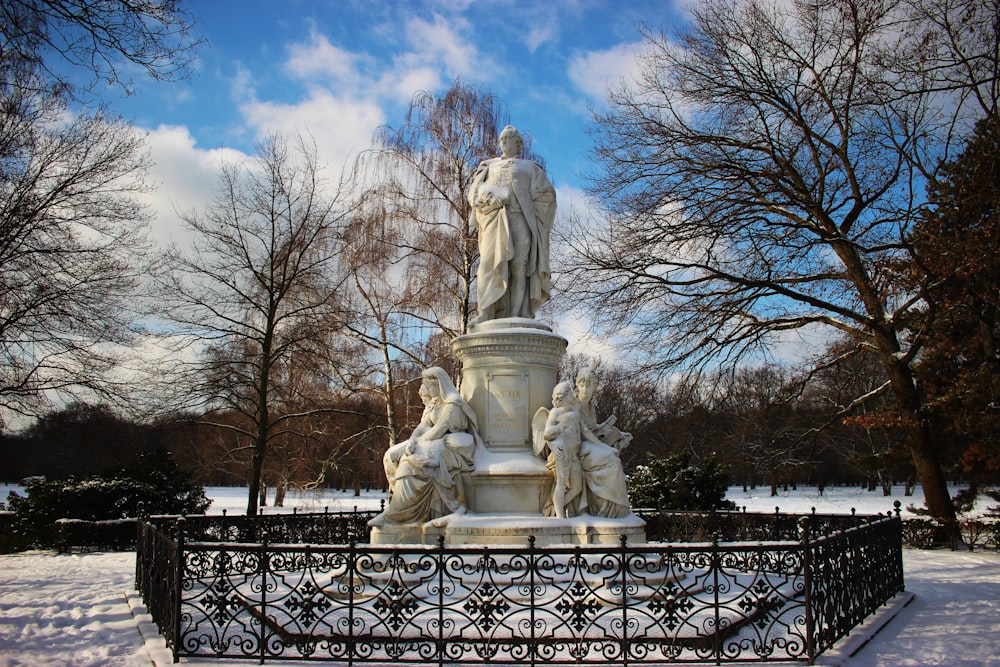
top-left (468, 126), bottom-right (556, 323)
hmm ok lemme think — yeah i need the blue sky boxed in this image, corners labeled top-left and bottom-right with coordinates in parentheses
top-left (106, 0), bottom-right (689, 247)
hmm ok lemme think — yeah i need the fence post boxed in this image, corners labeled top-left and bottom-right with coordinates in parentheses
top-left (173, 517), bottom-right (185, 663)
top-left (437, 535), bottom-right (446, 667)
top-left (135, 521), bottom-right (144, 596)
top-left (259, 532), bottom-right (268, 665)
top-left (348, 537), bottom-right (357, 664)
top-left (896, 516), bottom-right (907, 592)
top-left (528, 535), bottom-right (536, 667)
top-left (800, 516), bottom-right (815, 665)
top-left (712, 532), bottom-right (721, 665)
top-left (620, 534), bottom-right (630, 667)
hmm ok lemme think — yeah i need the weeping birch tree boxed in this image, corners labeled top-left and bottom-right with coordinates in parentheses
top-left (355, 80), bottom-right (512, 337)
top-left (346, 80), bottom-right (513, 443)
top-left (568, 0), bottom-right (1000, 520)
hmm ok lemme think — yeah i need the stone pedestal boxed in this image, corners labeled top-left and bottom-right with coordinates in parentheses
top-left (453, 318), bottom-right (567, 452)
top-left (452, 318), bottom-right (566, 515)
top-left (369, 513), bottom-right (648, 547)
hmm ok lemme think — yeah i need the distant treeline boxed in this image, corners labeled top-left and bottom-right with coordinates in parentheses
top-left (0, 357), bottom-right (978, 499)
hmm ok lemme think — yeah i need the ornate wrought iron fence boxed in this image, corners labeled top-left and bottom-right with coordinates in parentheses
top-left (147, 506), bottom-right (381, 545)
top-left (635, 507), bottom-right (876, 543)
top-left (136, 510), bottom-right (903, 665)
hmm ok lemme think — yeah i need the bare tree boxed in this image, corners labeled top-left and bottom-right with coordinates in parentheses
top-left (0, 0), bottom-right (200, 428)
top-left (714, 367), bottom-right (815, 496)
top-left (568, 0), bottom-right (998, 519)
top-left (161, 134), bottom-right (356, 516)
top-left (1, 0), bottom-right (201, 100)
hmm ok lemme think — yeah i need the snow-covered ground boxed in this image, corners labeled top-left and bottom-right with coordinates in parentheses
top-left (1, 485), bottom-right (998, 666)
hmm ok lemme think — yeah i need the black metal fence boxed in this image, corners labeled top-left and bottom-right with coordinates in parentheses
top-left (136, 509), bottom-right (903, 665)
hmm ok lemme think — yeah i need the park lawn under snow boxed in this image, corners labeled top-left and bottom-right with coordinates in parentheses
top-left (0, 485), bottom-right (998, 666)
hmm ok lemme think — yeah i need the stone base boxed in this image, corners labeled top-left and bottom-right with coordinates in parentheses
top-left (451, 318), bottom-right (568, 519)
top-left (462, 450), bottom-right (552, 514)
top-left (369, 512), bottom-right (647, 547)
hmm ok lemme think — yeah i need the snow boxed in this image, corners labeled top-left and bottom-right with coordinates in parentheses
top-left (0, 551), bottom-right (149, 667)
top-left (186, 484), bottom-right (386, 515)
top-left (1, 485), bottom-right (998, 666)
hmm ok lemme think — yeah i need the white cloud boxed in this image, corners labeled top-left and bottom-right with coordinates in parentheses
top-left (525, 25), bottom-right (556, 52)
top-left (549, 308), bottom-right (644, 370)
top-left (766, 322), bottom-right (839, 366)
top-left (555, 184), bottom-right (590, 214)
top-left (229, 62), bottom-right (256, 106)
top-left (377, 58), bottom-right (443, 105)
top-left (285, 30), bottom-right (365, 84)
top-left (230, 15), bottom-right (491, 161)
top-left (238, 87), bottom-right (385, 174)
top-left (143, 124), bottom-right (247, 248)
top-left (567, 41), bottom-right (645, 105)
top-left (404, 14), bottom-right (480, 77)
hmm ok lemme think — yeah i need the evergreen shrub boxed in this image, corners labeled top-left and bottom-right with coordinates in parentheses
top-left (629, 451), bottom-right (737, 512)
top-left (1, 447), bottom-right (210, 549)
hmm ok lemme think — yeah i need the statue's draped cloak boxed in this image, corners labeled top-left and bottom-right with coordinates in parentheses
top-left (468, 157), bottom-right (556, 319)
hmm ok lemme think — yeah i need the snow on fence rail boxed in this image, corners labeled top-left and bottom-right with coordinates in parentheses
top-left (135, 509), bottom-right (903, 665)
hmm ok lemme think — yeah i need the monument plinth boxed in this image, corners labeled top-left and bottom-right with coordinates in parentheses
top-left (452, 318), bottom-right (566, 451)
top-left (370, 512), bottom-right (647, 547)
top-left (451, 317), bottom-right (565, 516)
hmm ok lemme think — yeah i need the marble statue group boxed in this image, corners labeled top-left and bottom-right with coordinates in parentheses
top-left (372, 367), bottom-right (479, 528)
top-left (367, 126), bottom-right (643, 545)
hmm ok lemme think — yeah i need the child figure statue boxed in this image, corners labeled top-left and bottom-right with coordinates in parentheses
top-left (532, 381), bottom-right (591, 519)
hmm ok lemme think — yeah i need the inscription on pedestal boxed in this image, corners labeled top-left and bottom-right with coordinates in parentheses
top-left (486, 371), bottom-right (529, 449)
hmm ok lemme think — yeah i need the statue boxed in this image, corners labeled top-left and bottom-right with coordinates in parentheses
top-left (532, 382), bottom-right (586, 519)
top-left (468, 125), bottom-right (556, 323)
top-left (575, 364), bottom-right (633, 453)
top-left (532, 380), bottom-right (632, 519)
top-left (369, 367), bottom-right (480, 528)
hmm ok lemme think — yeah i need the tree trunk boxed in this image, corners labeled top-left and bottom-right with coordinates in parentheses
top-left (246, 322), bottom-right (275, 517)
top-left (381, 338), bottom-right (397, 447)
top-left (885, 360), bottom-right (956, 520)
top-left (246, 432), bottom-right (267, 516)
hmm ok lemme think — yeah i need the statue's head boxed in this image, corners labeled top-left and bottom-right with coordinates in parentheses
top-left (421, 367), bottom-right (442, 396)
top-left (418, 381), bottom-right (433, 406)
top-left (421, 366), bottom-right (460, 401)
top-left (498, 125), bottom-right (523, 157)
top-left (552, 381), bottom-right (574, 408)
top-left (575, 364), bottom-right (598, 400)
